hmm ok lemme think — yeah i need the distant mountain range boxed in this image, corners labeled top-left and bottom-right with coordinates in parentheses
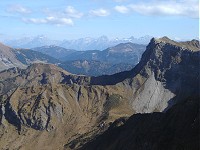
top-left (34, 42), bottom-right (146, 63)
top-left (0, 42), bottom-right (146, 76)
top-left (37, 43), bottom-right (146, 76)
top-left (3, 35), bottom-right (152, 50)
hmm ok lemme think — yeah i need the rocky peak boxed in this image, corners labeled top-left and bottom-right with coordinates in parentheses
top-left (155, 36), bottom-right (172, 43)
top-left (131, 37), bottom-right (200, 109)
top-left (151, 37), bottom-right (199, 51)
top-left (139, 37), bottom-right (199, 69)
top-left (180, 39), bottom-right (199, 51)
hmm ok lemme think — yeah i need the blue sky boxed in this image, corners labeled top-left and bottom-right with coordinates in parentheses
top-left (0, 0), bottom-right (199, 40)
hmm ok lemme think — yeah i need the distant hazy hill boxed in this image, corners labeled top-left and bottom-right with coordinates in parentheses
top-left (33, 45), bottom-right (76, 59)
top-left (60, 42), bottom-right (146, 64)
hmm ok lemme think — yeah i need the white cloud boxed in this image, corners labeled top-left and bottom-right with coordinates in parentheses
top-left (23, 17), bottom-right (73, 26)
top-left (114, 5), bottom-right (129, 14)
top-left (65, 6), bottom-right (83, 18)
top-left (22, 6), bottom-right (84, 26)
top-left (23, 18), bottom-right (46, 24)
top-left (44, 6), bottom-right (83, 19)
top-left (129, 0), bottom-right (199, 18)
top-left (89, 8), bottom-right (110, 17)
top-left (7, 4), bottom-right (31, 14)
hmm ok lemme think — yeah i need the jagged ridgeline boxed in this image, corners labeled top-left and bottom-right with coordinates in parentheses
top-left (0, 37), bottom-right (199, 150)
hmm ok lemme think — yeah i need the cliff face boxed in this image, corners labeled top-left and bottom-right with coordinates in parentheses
top-left (127, 37), bottom-right (199, 113)
top-left (0, 37), bottom-right (199, 149)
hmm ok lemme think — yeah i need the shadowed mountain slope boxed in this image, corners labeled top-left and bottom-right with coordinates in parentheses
top-left (59, 60), bottom-right (133, 76)
top-left (80, 96), bottom-right (199, 150)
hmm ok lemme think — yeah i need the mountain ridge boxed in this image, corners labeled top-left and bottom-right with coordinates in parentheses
top-left (0, 37), bottom-right (199, 149)
top-left (154, 36), bottom-right (199, 51)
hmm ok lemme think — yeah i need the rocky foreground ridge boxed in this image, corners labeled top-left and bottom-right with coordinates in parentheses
top-left (0, 37), bottom-right (199, 150)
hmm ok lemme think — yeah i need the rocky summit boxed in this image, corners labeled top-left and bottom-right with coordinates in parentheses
top-left (0, 37), bottom-right (199, 150)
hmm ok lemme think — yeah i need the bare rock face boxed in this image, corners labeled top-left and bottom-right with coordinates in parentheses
top-left (0, 37), bottom-right (199, 149)
top-left (127, 38), bottom-right (199, 113)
